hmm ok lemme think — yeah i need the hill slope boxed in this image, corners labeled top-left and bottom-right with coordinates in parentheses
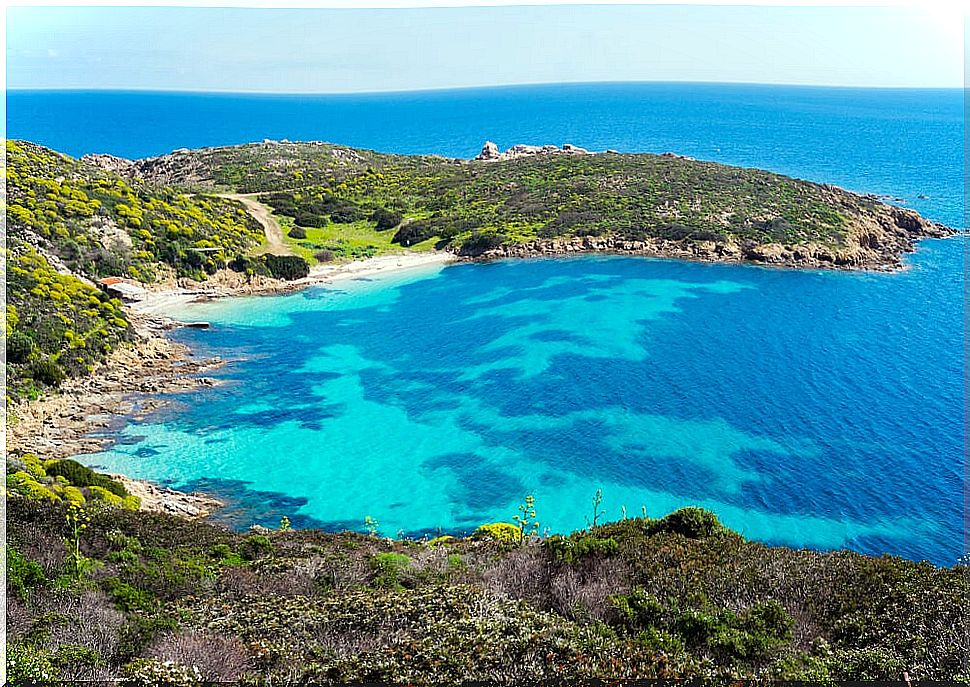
top-left (4, 140), bottom-right (304, 402)
top-left (123, 140), bottom-right (953, 270)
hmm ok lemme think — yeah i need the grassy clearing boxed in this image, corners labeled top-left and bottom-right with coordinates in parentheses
top-left (277, 213), bottom-right (439, 264)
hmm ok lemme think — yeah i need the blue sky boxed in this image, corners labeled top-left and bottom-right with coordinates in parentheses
top-left (6, 4), bottom-right (964, 92)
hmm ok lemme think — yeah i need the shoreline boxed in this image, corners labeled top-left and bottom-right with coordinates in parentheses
top-left (5, 320), bottom-right (228, 519)
top-left (133, 250), bottom-right (456, 317)
top-left (132, 230), bottom-right (963, 325)
top-left (455, 224), bottom-right (959, 273)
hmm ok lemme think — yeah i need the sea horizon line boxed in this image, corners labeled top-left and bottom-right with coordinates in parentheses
top-left (7, 80), bottom-right (964, 98)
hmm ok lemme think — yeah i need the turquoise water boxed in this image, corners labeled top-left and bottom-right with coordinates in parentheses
top-left (84, 241), bottom-right (963, 564)
top-left (17, 83), bottom-right (961, 564)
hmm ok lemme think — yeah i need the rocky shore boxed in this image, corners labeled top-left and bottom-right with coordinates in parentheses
top-left (6, 316), bottom-right (226, 519)
top-left (459, 205), bottom-right (954, 271)
top-left (112, 473), bottom-right (223, 518)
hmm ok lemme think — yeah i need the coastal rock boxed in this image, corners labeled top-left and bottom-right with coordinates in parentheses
top-left (472, 141), bottom-right (594, 162)
top-left (660, 152), bottom-right (696, 161)
top-left (743, 242), bottom-right (787, 263)
top-left (455, 223), bottom-right (954, 273)
top-left (6, 322), bottom-right (225, 464)
top-left (331, 147), bottom-right (365, 165)
top-left (474, 141), bottom-right (501, 161)
top-left (113, 474), bottom-right (223, 518)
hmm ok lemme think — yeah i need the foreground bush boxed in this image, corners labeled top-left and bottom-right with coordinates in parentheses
top-left (5, 455), bottom-right (139, 510)
top-left (4, 496), bottom-right (968, 684)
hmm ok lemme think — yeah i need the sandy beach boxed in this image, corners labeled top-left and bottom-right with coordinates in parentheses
top-left (133, 250), bottom-right (456, 318)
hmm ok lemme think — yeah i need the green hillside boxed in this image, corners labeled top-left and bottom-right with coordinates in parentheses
top-left (132, 140), bottom-right (950, 268)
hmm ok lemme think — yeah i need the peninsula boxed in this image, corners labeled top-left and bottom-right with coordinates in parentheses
top-left (110, 139), bottom-right (951, 270)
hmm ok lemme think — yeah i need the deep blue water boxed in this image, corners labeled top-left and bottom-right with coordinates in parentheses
top-left (12, 83), bottom-right (963, 564)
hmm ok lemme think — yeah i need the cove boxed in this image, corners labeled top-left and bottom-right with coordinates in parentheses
top-left (83, 241), bottom-right (963, 565)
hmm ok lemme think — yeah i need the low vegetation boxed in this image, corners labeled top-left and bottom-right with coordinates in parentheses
top-left (6, 455), bottom-right (139, 510)
top-left (128, 140), bottom-right (948, 266)
top-left (5, 242), bottom-right (132, 403)
top-left (5, 480), bottom-right (968, 685)
top-left (6, 141), bottom-right (266, 282)
top-left (157, 141), bottom-right (854, 249)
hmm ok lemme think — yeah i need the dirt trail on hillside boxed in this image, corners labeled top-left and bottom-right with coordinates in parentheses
top-left (219, 193), bottom-right (292, 255)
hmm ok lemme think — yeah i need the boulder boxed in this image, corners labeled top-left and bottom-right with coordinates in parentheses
top-left (474, 141), bottom-right (501, 161)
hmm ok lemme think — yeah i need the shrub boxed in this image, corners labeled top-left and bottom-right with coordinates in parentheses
top-left (294, 212), bottom-right (329, 228)
top-left (31, 358), bottom-right (67, 387)
top-left (614, 589), bottom-right (794, 663)
top-left (227, 254), bottom-right (265, 276)
top-left (146, 631), bottom-right (250, 683)
top-left (116, 616), bottom-right (180, 662)
top-left (6, 643), bottom-right (56, 685)
top-left (6, 471), bottom-right (58, 502)
top-left (473, 522), bottom-right (522, 546)
top-left (540, 211), bottom-right (599, 238)
top-left (460, 230), bottom-right (507, 255)
top-left (548, 557), bottom-right (631, 622)
top-left (546, 536), bottom-right (619, 565)
top-left (261, 254), bottom-right (309, 281)
top-left (392, 220), bottom-right (436, 246)
top-left (52, 644), bottom-right (102, 670)
top-left (651, 507), bottom-right (730, 539)
top-left (612, 588), bottom-right (667, 630)
top-left (287, 226), bottom-right (307, 239)
top-left (124, 657), bottom-right (203, 686)
top-left (44, 459), bottom-right (129, 498)
top-left (329, 202), bottom-right (363, 224)
top-left (103, 578), bottom-right (158, 612)
top-left (827, 646), bottom-right (907, 681)
top-left (314, 249), bottom-right (336, 263)
top-left (87, 485), bottom-right (141, 510)
top-left (6, 546), bottom-right (47, 599)
top-left (6, 331), bottom-right (35, 364)
top-left (371, 207), bottom-right (403, 231)
top-left (240, 534), bottom-right (272, 561)
top-left (370, 552), bottom-right (412, 590)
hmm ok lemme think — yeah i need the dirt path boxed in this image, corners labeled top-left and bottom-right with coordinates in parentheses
top-left (219, 193), bottom-right (292, 255)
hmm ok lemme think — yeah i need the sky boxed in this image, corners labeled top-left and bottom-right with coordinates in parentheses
top-left (5, 4), bottom-right (965, 92)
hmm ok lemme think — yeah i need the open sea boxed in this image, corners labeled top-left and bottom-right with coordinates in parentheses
top-left (8, 83), bottom-right (964, 565)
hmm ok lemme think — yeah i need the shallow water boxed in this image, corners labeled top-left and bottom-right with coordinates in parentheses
top-left (84, 239), bottom-right (963, 564)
